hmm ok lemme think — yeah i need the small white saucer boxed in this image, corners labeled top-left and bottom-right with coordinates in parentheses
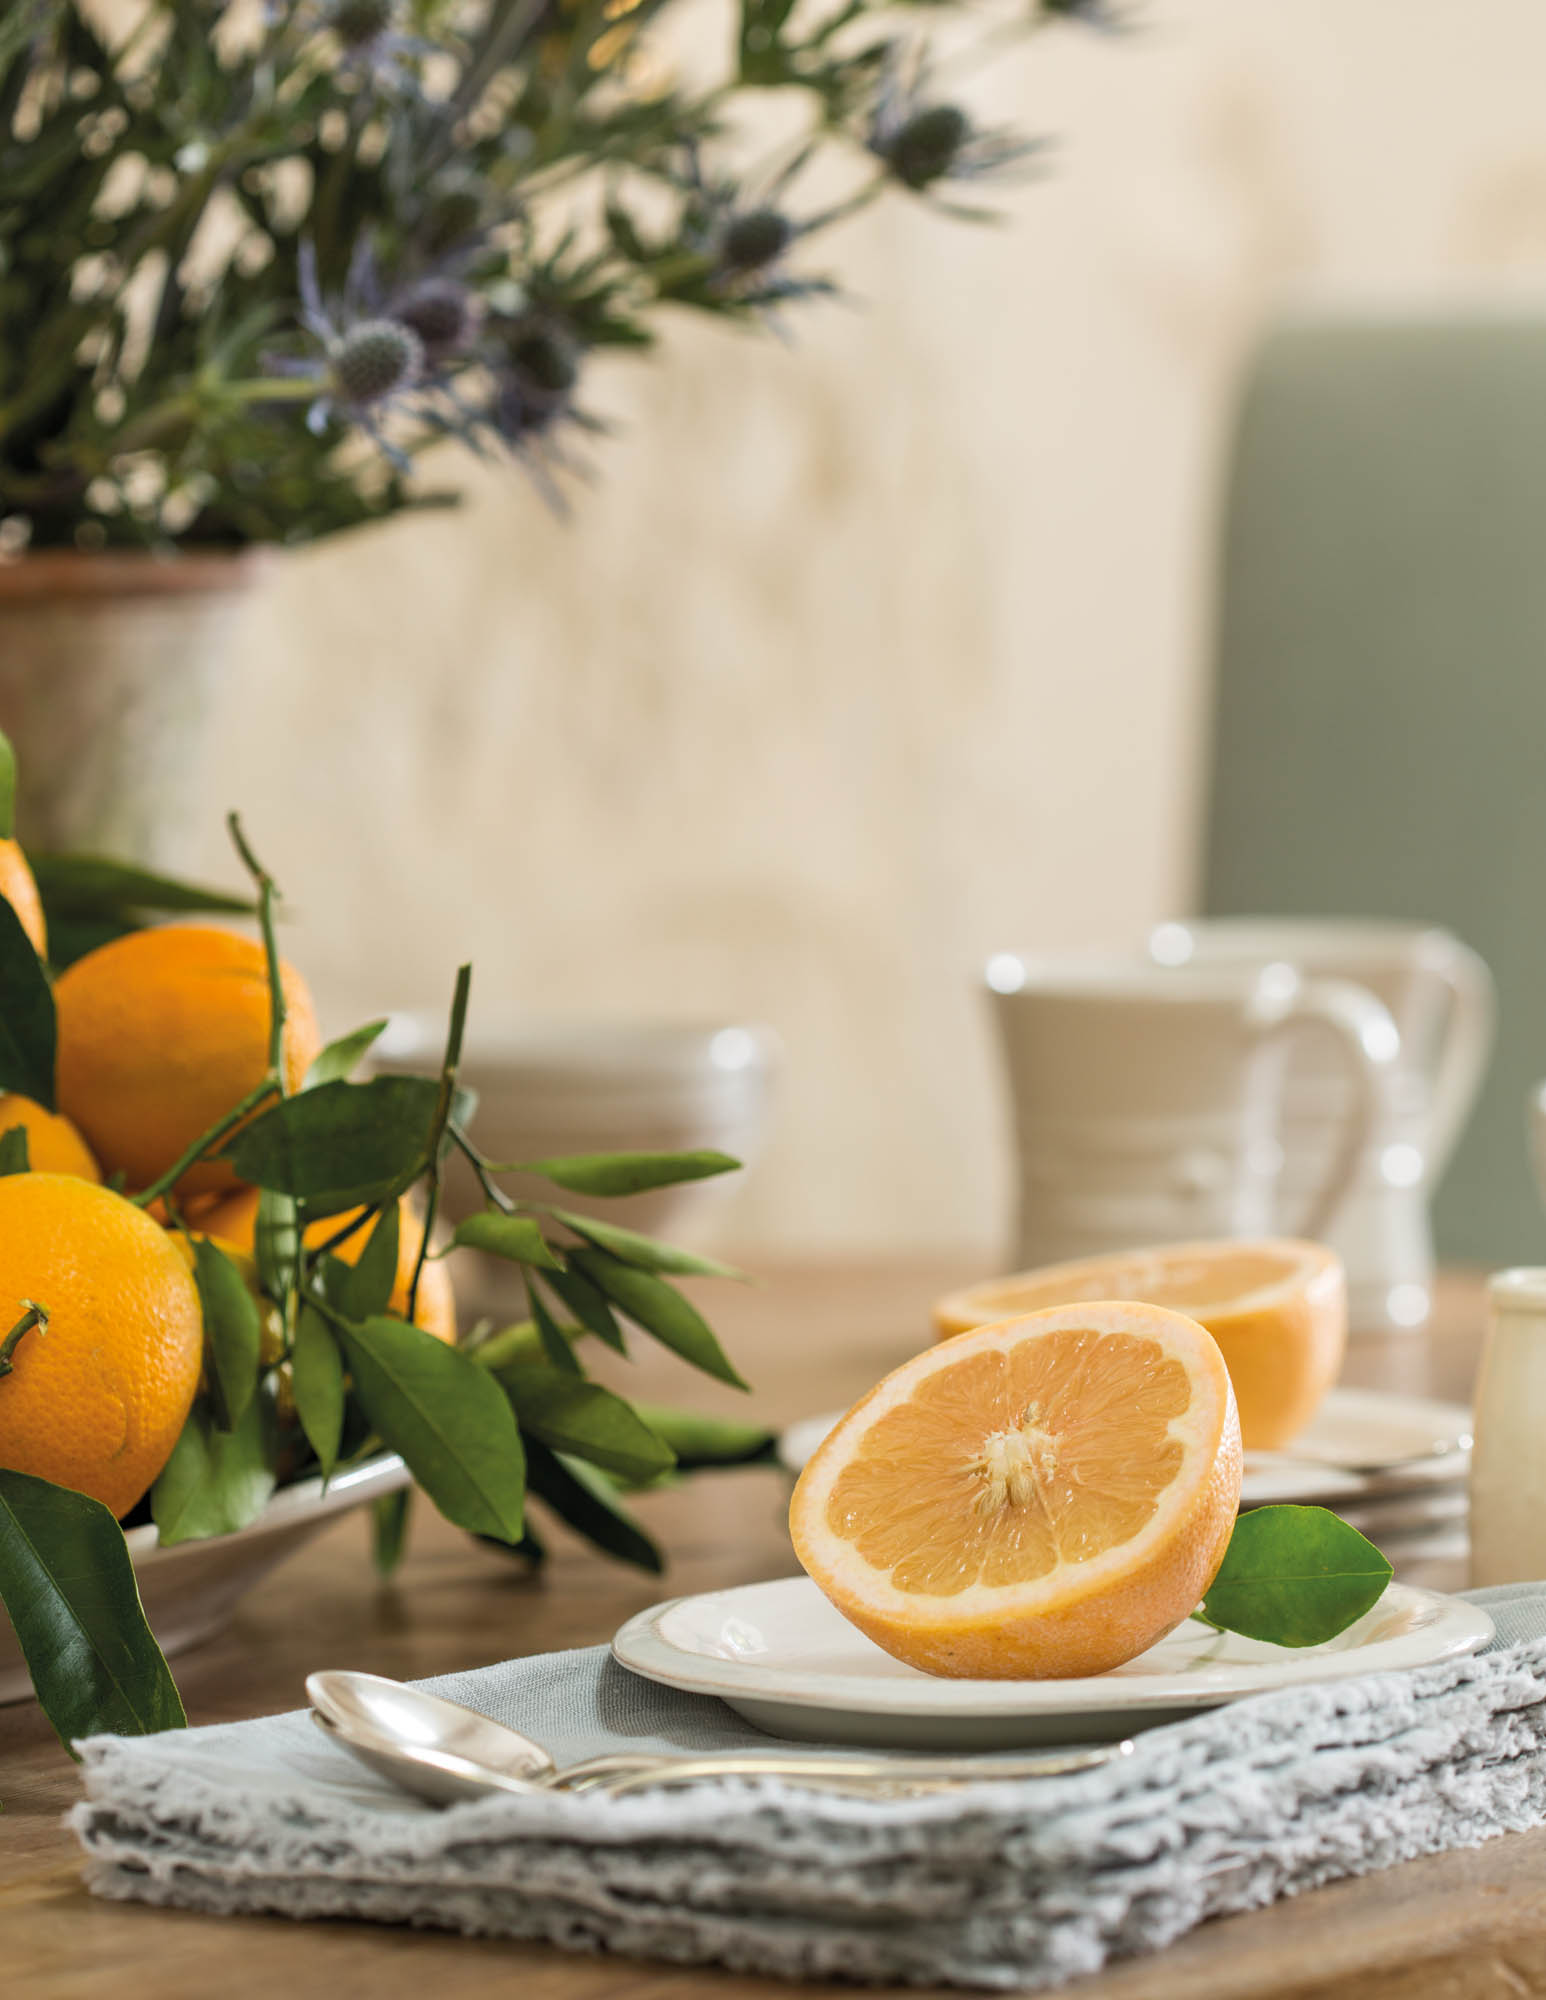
top-left (612, 1576), bottom-right (1493, 1748)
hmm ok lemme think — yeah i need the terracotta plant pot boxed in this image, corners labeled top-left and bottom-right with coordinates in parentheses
top-left (0, 550), bottom-right (262, 866)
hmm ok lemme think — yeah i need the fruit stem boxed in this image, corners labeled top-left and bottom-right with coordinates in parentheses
top-left (226, 812), bottom-right (288, 1085)
top-left (129, 1079), bottom-right (279, 1210)
top-left (406, 963), bottom-right (471, 1324)
top-left (0, 1300), bottom-right (48, 1378)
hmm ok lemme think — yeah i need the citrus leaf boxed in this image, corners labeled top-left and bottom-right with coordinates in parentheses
top-left (340, 1315), bottom-right (525, 1541)
top-left (627, 1402), bottom-right (778, 1468)
top-left (570, 1248), bottom-right (748, 1389)
top-left (255, 1188), bottom-right (299, 1299)
top-left (526, 1276), bottom-right (581, 1374)
top-left (0, 727), bottom-right (15, 840)
top-left (524, 1440), bottom-right (662, 1573)
top-left (552, 1209), bottom-right (747, 1281)
top-left (509, 1149), bottom-right (740, 1197)
top-left (541, 1263), bottom-right (627, 1353)
top-left (151, 1395), bottom-right (278, 1546)
top-left (304, 1019), bottom-right (389, 1089)
top-left (496, 1365), bottom-right (675, 1483)
top-left (28, 852), bottom-right (256, 919)
top-left (190, 1237), bottom-right (262, 1431)
top-left (331, 1204), bottom-right (400, 1321)
top-left (450, 1211), bottom-right (563, 1269)
top-left (0, 1469), bottom-right (185, 1750)
top-left (372, 1488), bottom-right (412, 1577)
top-left (222, 1076), bottom-right (440, 1215)
top-left (465, 1318), bottom-right (544, 1371)
top-left (291, 1304), bottom-right (345, 1479)
top-left (42, 915), bottom-right (135, 973)
top-left (1199, 1505), bottom-right (1394, 1647)
top-left (0, 895), bottom-right (55, 1108)
top-left (0, 1123), bottom-right (28, 1176)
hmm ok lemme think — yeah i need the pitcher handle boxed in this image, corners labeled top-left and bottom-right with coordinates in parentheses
top-left (1248, 974), bottom-right (1402, 1241)
top-left (1419, 932), bottom-right (1496, 1184)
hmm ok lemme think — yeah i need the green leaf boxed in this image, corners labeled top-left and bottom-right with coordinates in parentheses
top-left (254, 1188), bottom-right (299, 1299)
top-left (0, 1470), bottom-right (185, 1751)
top-left (524, 1441), bottom-right (662, 1573)
top-left (1199, 1505), bottom-right (1394, 1647)
top-left (304, 1019), bottom-right (389, 1090)
top-left (571, 1248), bottom-right (749, 1390)
top-left (29, 852), bottom-right (256, 920)
top-left (0, 894), bottom-right (55, 1109)
top-left (372, 1488), bottom-right (412, 1577)
top-left (0, 727), bottom-right (16, 840)
top-left (466, 1318), bottom-right (546, 1372)
top-left (150, 1395), bottom-right (277, 1546)
top-left (450, 1210), bottom-right (563, 1270)
top-left (496, 1364), bottom-right (675, 1483)
top-left (511, 1149), bottom-right (741, 1197)
top-left (542, 1263), bottom-right (628, 1353)
top-left (340, 1315), bottom-right (525, 1542)
top-left (222, 1077), bottom-right (440, 1216)
top-left (526, 1276), bottom-right (581, 1374)
top-left (291, 1304), bottom-right (345, 1478)
top-left (0, 1123), bottom-right (29, 1176)
top-left (331, 1204), bottom-right (400, 1321)
top-left (552, 1209), bottom-right (747, 1281)
top-left (627, 1402), bottom-right (778, 1468)
top-left (44, 915), bottom-right (136, 973)
top-left (190, 1237), bottom-right (262, 1431)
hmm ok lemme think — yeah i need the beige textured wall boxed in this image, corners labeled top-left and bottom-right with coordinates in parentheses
top-left (182, 1), bottom-right (1546, 1260)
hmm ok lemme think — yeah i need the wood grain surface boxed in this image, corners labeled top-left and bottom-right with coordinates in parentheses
top-left (1, 1263), bottom-right (1522, 2000)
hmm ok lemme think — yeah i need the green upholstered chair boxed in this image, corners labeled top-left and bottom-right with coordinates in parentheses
top-left (1202, 308), bottom-right (1546, 1265)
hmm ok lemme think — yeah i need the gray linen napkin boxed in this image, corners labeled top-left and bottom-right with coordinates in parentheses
top-left (68, 1582), bottom-right (1546, 1991)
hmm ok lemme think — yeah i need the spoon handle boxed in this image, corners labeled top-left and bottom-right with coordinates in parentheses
top-left (557, 1742), bottom-right (1129, 1796)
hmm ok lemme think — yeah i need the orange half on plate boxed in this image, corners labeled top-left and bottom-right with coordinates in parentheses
top-left (790, 1300), bottom-right (1242, 1680)
top-left (933, 1240), bottom-right (1346, 1453)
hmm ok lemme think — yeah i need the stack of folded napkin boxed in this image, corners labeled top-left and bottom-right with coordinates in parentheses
top-left (70, 1582), bottom-right (1546, 1991)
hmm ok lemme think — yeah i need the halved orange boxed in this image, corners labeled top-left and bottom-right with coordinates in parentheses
top-left (933, 1240), bottom-right (1345, 1452)
top-left (790, 1301), bottom-right (1241, 1680)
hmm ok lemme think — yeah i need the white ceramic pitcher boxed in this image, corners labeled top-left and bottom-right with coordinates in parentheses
top-left (987, 953), bottom-right (1401, 1278)
top-left (1147, 921), bottom-right (1495, 1333)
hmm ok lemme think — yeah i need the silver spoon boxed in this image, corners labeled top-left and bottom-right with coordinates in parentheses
top-left (307, 1670), bottom-right (1130, 1805)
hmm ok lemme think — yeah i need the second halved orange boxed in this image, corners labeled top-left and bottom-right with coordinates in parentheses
top-left (933, 1240), bottom-right (1346, 1452)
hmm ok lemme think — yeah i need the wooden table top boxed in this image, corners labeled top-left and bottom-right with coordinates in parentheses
top-left (5, 1261), bottom-right (1539, 2000)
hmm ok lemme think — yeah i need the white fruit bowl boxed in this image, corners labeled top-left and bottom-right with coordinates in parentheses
top-left (0, 1452), bottom-right (410, 1706)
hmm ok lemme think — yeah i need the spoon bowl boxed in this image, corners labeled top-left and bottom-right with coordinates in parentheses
top-left (309, 1710), bottom-right (551, 1806)
top-left (306, 1671), bottom-right (559, 1800)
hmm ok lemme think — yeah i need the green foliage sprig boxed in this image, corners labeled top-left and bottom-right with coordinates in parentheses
top-left (0, 0), bottom-right (1110, 549)
top-left (0, 798), bottom-right (775, 1750)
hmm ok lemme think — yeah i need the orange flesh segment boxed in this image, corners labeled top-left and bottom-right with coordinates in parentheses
top-left (825, 1329), bottom-right (1190, 1598)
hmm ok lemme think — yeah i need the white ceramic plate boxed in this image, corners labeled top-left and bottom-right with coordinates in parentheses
top-left (778, 1386), bottom-right (1472, 1513)
top-left (1237, 1387), bottom-right (1472, 1503)
top-left (0, 1452), bottom-right (410, 1705)
top-left (613, 1575), bottom-right (1493, 1748)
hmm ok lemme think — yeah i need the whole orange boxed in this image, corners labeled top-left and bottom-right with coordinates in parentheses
top-left (0, 1094), bottom-right (100, 1180)
top-left (54, 925), bottom-right (321, 1199)
top-left (0, 1175), bottom-right (203, 1518)
top-left (0, 839), bottom-right (46, 959)
top-left (197, 1187), bottom-right (457, 1343)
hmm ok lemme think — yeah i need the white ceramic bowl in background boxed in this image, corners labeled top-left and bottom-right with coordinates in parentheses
top-left (371, 1016), bottom-right (780, 1243)
top-left (0, 1452), bottom-right (410, 1705)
